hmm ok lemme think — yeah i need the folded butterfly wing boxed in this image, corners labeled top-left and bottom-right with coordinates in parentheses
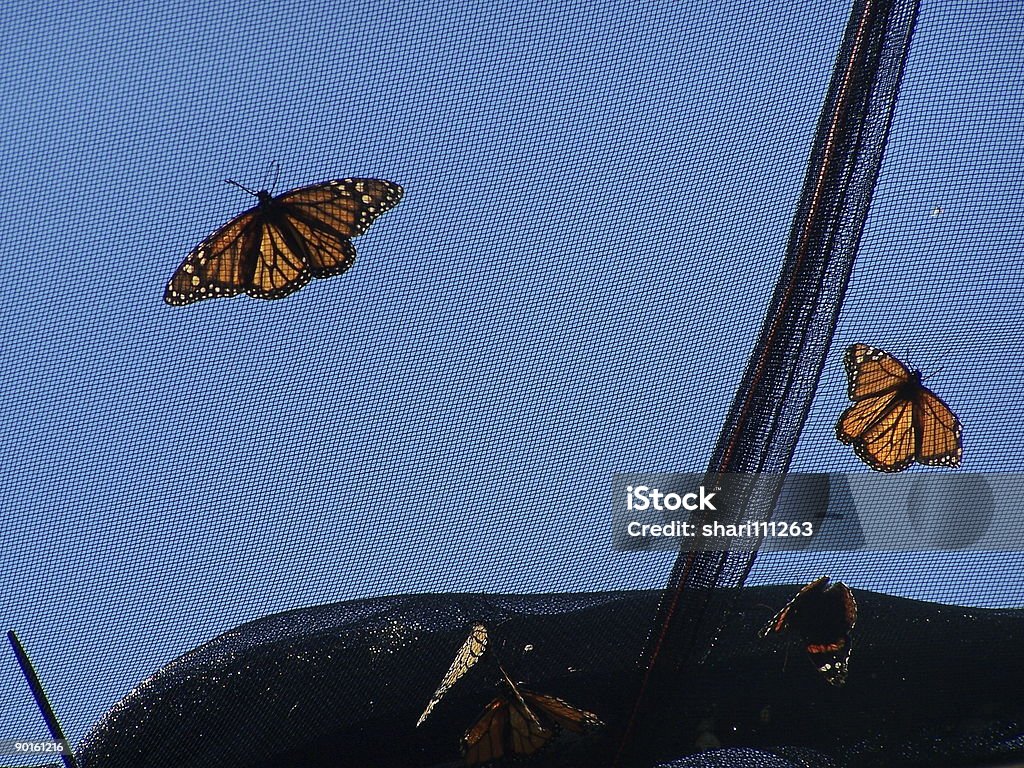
top-left (521, 690), bottom-right (604, 733)
top-left (461, 693), bottom-right (553, 765)
top-left (418, 624), bottom-right (488, 727)
top-left (462, 697), bottom-right (508, 764)
top-left (759, 577), bottom-right (857, 687)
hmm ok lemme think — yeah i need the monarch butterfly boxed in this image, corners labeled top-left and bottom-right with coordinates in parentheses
top-left (417, 624), bottom-right (489, 727)
top-left (759, 576), bottom-right (857, 686)
top-left (462, 681), bottom-right (552, 764)
top-left (836, 343), bottom-right (962, 472)
top-left (164, 178), bottom-right (403, 305)
top-left (462, 667), bottom-right (603, 765)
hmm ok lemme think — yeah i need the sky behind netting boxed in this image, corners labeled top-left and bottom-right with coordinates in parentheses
top-left (1, 0), bottom-right (1022, 753)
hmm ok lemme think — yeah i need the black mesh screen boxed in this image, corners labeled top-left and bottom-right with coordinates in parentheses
top-left (2, 0), bottom-right (1022, 767)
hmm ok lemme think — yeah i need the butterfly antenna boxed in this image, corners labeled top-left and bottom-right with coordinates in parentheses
top-left (497, 662), bottom-right (516, 688)
top-left (494, 660), bottom-right (525, 699)
top-left (922, 342), bottom-right (955, 380)
top-left (272, 162), bottom-right (281, 194)
top-left (225, 179), bottom-right (259, 197)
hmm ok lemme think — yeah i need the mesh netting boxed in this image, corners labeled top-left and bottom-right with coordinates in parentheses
top-left (73, 589), bottom-right (1024, 767)
top-left (1, 0), bottom-right (1022, 766)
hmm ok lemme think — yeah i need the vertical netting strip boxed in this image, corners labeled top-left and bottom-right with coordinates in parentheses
top-left (616, 0), bottom-right (921, 762)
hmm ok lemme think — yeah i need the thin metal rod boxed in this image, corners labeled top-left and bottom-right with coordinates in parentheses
top-left (6, 630), bottom-right (80, 768)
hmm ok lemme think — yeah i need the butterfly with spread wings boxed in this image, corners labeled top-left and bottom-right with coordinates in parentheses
top-left (164, 178), bottom-right (403, 305)
top-left (836, 343), bottom-right (962, 472)
top-left (417, 624), bottom-right (489, 727)
top-left (759, 576), bottom-right (857, 686)
top-left (462, 666), bottom-right (603, 766)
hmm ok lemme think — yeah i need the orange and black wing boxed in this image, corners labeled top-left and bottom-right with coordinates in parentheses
top-left (760, 577), bottom-right (857, 686)
top-left (418, 624), bottom-right (489, 727)
top-left (913, 387), bottom-right (963, 468)
top-left (841, 343), bottom-right (911, 401)
top-left (462, 693), bottom-right (552, 765)
top-left (164, 206), bottom-right (266, 305)
top-left (840, 395), bottom-right (917, 472)
top-left (462, 696), bottom-right (509, 765)
top-left (836, 344), bottom-right (913, 471)
top-left (836, 344), bottom-right (961, 472)
top-left (165, 178), bottom-right (402, 305)
top-left (276, 178), bottom-right (403, 278)
top-left (507, 694), bottom-right (554, 757)
top-left (521, 690), bottom-right (603, 733)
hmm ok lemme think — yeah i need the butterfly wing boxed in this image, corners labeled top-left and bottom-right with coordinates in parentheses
top-left (913, 388), bottom-right (963, 468)
top-left (835, 581), bottom-right (858, 630)
top-left (836, 345), bottom-right (914, 471)
top-left (842, 344), bottom-right (911, 400)
top-left (846, 396), bottom-right (917, 472)
top-left (806, 581), bottom-right (856, 686)
top-left (246, 218), bottom-right (316, 299)
top-left (278, 178), bottom-right (404, 236)
top-left (462, 697), bottom-right (508, 765)
top-left (164, 201), bottom-right (315, 305)
top-left (418, 624), bottom-right (489, 727)
top-left (164, 207), bottom-right (263, 305)
top-left (760, 578), bottom-right (857, 686)
top-left (758, 576), bottom-right (829, 637)
top-left (461, 692), bottom-right (552, 765)
top-left (277, 178), bottom-right (402, 275)
top-left (506, 693), bottom-right (554, 756)
top-left (521, 690), bottom-right (603, 733)
top-left (806, 636), bottom-right (852, 686)
top-left (836, 382), bottom-right (899, 444)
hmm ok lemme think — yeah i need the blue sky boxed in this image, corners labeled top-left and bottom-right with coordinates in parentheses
top-left (1, 0), bottom-right (1023, 755)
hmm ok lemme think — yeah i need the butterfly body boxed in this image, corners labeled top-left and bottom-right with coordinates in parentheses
top-left (836, 344), bottom-right (962, 472)
top-left (759, 576), bottom-right (857, 686)
top-left (235, 191), bottom-right (308, 288)
top-left (165, 178), bottom-right (403, 305)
